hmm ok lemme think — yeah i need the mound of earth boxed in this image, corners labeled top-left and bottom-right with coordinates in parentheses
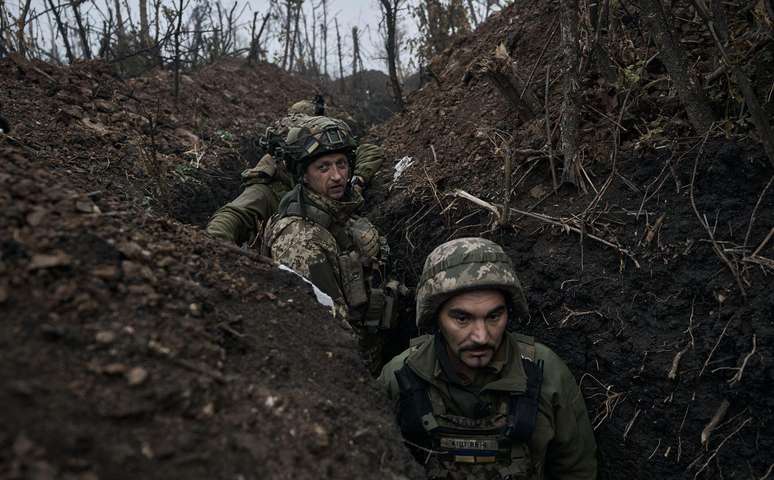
top-left (0, 59), bottom-right (423, 479)
top-left (368, 1), bottom-right (774, 479)
top-left (0, 57), bottom-right (316, 227)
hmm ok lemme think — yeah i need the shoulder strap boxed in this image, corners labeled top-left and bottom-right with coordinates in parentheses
top-left (505, 334), bottom-right (543, 442)
top-left (513, 333), bottom-right (536, 363)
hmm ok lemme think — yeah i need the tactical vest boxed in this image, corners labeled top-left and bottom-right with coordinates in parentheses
top-left (395, 335), bottom-right (544, 480)
top-left (270, 186), bottom-right (400, 331)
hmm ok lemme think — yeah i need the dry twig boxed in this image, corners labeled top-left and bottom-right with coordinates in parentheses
top-left (450, 189), bottom-right (641, 268)
top-left (698, 317), bottom-right (733, 378)
top-left (743, 175), bottom-right (773, 249)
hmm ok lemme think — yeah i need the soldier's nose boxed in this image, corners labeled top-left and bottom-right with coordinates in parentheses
top-left (469, 320), bottom-right (488, 343)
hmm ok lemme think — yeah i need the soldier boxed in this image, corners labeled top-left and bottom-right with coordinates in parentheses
top-left (379, 238), bottom-right (597, 479)
top-left (205, 100), bottom-right (384, 245)
top-left (264, 115), bottom-right (402, 372)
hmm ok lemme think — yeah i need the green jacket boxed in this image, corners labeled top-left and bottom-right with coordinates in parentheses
top-left (378, 333), bottom-right (598, 480)
top-left (206, 143), bottom-right (385, 244)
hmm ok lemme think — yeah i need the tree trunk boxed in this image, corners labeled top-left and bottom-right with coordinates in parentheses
top-left (380, 0), bottom-right (404, 110)
top-left (322, 0), bottom-right (328, 76)
top-left (173, 0), bottom-right (184, 101)
top-left (288, 0), bottom-right (302, 72)
top-left (466, 0), bottom-right (478, 26)
top-left (559, 0), bottom-right (580, 187)
top-left (351, 25), bottom-right (361, 85)
top-left (281, 0), bottom-right (292, 69)
top-left (72, 1), bottom-right (92, 59)
top-left (139, 0), bottom-right (149, 49)
top-left (335, 17), bottom-right (344, 87)
top-left (639, 0), bottom-right (715, 134)
top-left (16, 0), bottom-right (33, 57)
top-left (48, 0), bottom-right (75, 63)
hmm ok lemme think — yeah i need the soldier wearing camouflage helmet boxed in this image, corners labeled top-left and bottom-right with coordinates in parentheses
top-left (205, 100), bottom-right (384, 245)
top-left (378, 238), bottom-right (597, 479)
top-left (263, 115), bottom-right (402, 372)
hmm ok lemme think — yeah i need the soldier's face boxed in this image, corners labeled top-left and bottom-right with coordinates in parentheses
top-left (437, 290), bottom-right (508, 373)
top-left (304, 153), bottom-right (350, 200)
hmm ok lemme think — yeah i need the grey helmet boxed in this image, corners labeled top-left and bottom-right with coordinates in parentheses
top-left (415, 238), bottom-right (529, 330)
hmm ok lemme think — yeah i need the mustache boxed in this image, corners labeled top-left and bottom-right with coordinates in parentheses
top-left (459, 342), bottom-right (496, 352)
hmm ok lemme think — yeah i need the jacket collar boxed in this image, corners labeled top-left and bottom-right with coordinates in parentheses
top-left (406, 332), bottom-right (528, 394)
top-left (302, 185), bottom-right (363, 223)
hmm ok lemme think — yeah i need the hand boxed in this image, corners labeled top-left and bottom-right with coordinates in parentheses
top-left (350, 175), bottom-right (366, 194)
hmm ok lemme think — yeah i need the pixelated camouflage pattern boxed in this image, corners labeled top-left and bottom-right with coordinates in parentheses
top-left (267, 186), bottom-right (387, 373)
top-left (267, 187), bottom-right (364, 306)
top-left (415, 237), bottom-right (529, 329)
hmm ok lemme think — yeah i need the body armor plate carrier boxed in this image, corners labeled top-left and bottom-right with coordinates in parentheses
top-left (395, 336), bottom-right (544, 473)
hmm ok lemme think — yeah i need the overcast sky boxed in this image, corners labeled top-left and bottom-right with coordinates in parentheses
top-left (11, 0), bottom-right (505, 76)
top-left (253, 0), bottom-right (419, 74)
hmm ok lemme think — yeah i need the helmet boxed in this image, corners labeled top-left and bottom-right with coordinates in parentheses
top-left (415, 238), bottom-right (529, 330)
top-left (284, 116), bottom-right (357, 178)
top-left (288, 100), bottom-right (316, 116)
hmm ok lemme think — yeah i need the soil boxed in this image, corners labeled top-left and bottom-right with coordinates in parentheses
top-left (2, 1), bottom-right (773, 479)
top-left (0, 59), bottom-right (422, 479)
top-left (367, 1), bottom-right (774, 479)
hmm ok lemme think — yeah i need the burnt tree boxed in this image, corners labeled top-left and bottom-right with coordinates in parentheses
top-left (379, 0), bottom-right (405, 110)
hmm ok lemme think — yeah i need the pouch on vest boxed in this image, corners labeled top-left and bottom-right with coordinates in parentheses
top-left (363, 279), bottom-right (401, 331)
top-left (395, 364), bottom-right (439, 438)
top-left (338, 251), bottom-right (368, 309)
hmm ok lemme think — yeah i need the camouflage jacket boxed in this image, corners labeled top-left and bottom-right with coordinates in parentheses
top-left (206, 142), bottom-right (385, 245)
top-left (378, 333), bottom-right (598, 480)
top-left (265, 185), bottom-right (387, 322)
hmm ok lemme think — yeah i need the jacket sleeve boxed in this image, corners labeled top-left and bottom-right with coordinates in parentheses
top-left (539, 345), bottom-right (598, 480)
top-left (352, 143), bottom-right (386, 184)
top-left (205, 182), bottom-right (281, 245)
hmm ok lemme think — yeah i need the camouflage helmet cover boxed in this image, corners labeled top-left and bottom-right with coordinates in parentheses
top-left (288, 99), bottom-right (316, 116)
top-left (284, 115), bottom-right (357, 178)
top-left (415, 237), bottom-right (529, 330)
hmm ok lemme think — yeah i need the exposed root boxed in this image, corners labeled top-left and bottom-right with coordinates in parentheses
top-left (701, 399), bottom-right (730, 448)
top-left (689, 416), bottom-right (752, 479)
top-left (727, 335), bottom-right (758, 387)
top-left (668, 346), bottom-right (689, 380)
top-left (578, 372), bottom-right (626, 430)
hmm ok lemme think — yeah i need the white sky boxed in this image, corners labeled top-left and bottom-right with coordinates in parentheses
top-left (12, 0), bottom-right (499, 76)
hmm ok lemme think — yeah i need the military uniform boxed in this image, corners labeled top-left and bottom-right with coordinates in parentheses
top-left (205, 112), bottom-right (385, 245)
top-left (263, 116), bottom-right (400, 372)
top-left (378, 238), bottom-right (597, 480)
